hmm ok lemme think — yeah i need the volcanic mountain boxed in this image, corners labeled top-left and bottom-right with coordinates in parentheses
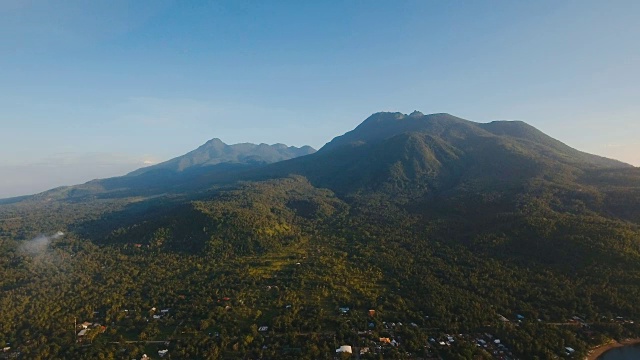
top-left (255, 112), bottom-right (632, 199)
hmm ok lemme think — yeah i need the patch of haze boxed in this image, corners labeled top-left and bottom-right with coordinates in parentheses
top-left (19, 231), bottom-right (64, 256)
top-left (0, 153), bottom-right (157, 198)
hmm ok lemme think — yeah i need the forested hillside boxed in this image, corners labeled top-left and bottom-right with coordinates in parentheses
top-left (1, 113), bottom-right (639, 360)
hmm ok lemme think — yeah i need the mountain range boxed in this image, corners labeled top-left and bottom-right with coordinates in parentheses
top-left (8, 111), bottom-right (632, 203)
top-left (1, 112), bottom-right (639, 359)
top-left (5, 139), bottom-right (315, 203)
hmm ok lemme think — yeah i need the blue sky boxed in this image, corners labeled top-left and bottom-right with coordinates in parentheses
top-left (1, 0), bottom-right (639, 198)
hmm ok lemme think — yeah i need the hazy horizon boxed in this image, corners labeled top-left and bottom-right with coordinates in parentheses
top-left (1, 0), bottom-right (639, 198)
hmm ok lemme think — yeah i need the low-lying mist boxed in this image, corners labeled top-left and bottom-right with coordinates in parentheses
top-left (19, 231), bottom-right (64, 256)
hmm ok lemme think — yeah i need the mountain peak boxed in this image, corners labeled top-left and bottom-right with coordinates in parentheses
top-left (199, 138), bottom-right (226, 150)
top-left (320, 111), bottom-right (471, 152)
top-left (204, 138), bottom-right (225, 145)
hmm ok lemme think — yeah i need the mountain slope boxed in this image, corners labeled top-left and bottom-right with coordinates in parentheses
top-left (478, 120), bottom-right (629, 168)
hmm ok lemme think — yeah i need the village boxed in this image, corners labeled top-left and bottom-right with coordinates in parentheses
top-left (55, 299), bottom-right (636, 360)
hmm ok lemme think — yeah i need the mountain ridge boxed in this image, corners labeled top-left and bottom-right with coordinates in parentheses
top-left (8, 138), bottom-right (315, 202)
top-left (128, 138), bottom-right (315, 176)
top-left (1, 112), bottom-right (632, 203)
